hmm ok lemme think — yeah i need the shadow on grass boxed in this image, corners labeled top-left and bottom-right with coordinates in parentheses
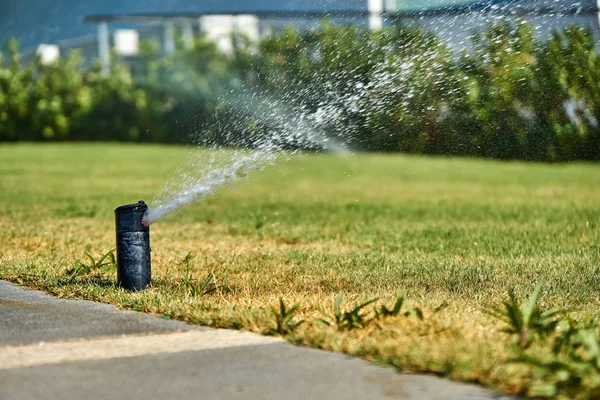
top-left (56, 275), bottom-right (116, 289)
top-left (151, 276), bottom-right (236, 295)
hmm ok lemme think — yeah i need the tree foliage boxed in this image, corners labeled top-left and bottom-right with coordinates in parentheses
top-left (1, 20), bottom-right (600, 161)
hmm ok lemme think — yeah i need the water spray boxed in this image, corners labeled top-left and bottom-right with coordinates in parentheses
top-left (115, 200), bottom-right (151, 291)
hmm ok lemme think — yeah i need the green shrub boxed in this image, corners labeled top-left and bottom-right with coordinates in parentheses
top-left (542, 26), bottom-right (600, 161)
top-left (0, 39), bottom-right (35, 141)
top-left (2, 20), bottom-right (600, 161)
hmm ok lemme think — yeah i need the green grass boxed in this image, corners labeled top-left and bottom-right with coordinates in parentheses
top-left (1, 143), bottom-right (599, 397)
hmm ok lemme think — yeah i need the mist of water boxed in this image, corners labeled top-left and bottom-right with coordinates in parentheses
top-left (143, 0), bottom-right (592, 224)
top-left (143, 149), bottom-right (277, 225)
top-left (144, 84), bottom-right (352, 225)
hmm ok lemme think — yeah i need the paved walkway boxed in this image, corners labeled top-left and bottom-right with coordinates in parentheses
top-left (0, 281), bottom-right (515, 400)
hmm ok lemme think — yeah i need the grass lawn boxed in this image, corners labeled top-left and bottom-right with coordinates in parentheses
top-left (1, 143), bottom-right (599, 397)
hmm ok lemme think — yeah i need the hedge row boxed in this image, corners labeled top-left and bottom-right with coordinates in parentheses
top-left (1, 20), bottom-right (599, 161)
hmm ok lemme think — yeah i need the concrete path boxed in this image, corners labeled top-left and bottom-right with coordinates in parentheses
top-left (0, 281), bottom-right (514, 400)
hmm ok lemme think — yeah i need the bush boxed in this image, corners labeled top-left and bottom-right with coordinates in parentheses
top-left (0, 40), bottom-right (36, 141)
top-left (231, 21), bottom-right (600, 160)
top-left (1, 20), bottom-right (600, 161)
top-left (0, 40), bottom-right (179, 143)
top-left (542, 26), bottom-right (600, 161)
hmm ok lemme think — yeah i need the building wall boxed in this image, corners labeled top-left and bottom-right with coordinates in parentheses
top-left (199, 15), bottom-right (260, 53)
top-left (0, 0), bottom-right (366, 51)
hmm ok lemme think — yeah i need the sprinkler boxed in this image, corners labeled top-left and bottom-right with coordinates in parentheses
top-left (115, 200), bottom-right (151, 291)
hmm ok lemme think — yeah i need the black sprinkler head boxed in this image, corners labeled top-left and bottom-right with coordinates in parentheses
top-left (115, 200), bottom-right (151, 291)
